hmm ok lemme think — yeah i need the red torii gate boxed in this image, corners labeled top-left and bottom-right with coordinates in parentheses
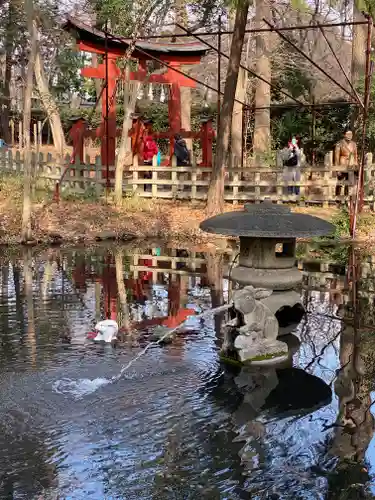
top-left (63, 17), bottom-right (213, 171)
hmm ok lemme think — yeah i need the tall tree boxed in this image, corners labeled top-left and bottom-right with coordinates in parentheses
top-left (114, 65), bottom-right (140, 206)
top-left (351, 3), bottom-right (368, 90)
top-left (231, 67), bottom-right (247, 167)
top-left (206, 0), bottom-right (250, 216)
top-left (34, 21), bottom-right (66, 156)
top-left (1, 0), bottom-right (16, 143)
top-left (174, 0), bottom-right (192, 150)
top-left (350, 2), bottom-right (372, 131)
top-left (253, 0), bottom-right (271, 157)
top-left (21, 0), bottom-right (37, 242)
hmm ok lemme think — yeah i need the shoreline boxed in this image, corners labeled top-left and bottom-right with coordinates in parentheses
top-left (0, 195), bottom-right (373, 250)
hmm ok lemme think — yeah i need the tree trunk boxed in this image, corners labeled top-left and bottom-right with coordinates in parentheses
top-left (253, 0), bottom-right (271, 158)
top-left (206, 0), bottom-right (249, 216)
top-left (174, 0), bottom-right (192, 150)
top-left (1, 0), bottom-right (15, 144)
top-left (231, 67), bottom-right (247, 168)
top-left (21, 0), bottom-right (37, 243)
top-left (350, 5), bottom-right (367, 131)
top-left (351, 4), bottom-right (367, 89)
top-left (114, 66), bottom-right (140, 206)
top-left (34, 23), bottom-right (66, 156)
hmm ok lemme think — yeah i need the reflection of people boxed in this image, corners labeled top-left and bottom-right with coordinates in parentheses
top-left (334, 129), bottom-right (358, 197)
top-left (174, 134), bottom-right (190, 166)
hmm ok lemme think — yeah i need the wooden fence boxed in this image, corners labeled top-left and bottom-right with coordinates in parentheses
top-left (9, 119), bottom-right (45, 148)
top-left (1, 149), bottom-right (375, 207)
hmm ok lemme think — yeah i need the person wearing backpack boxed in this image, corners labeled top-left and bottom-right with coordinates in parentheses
top-left (283, 136), bottom-right (301, 195)
top-left (173, 134), bottom-right (190, 166)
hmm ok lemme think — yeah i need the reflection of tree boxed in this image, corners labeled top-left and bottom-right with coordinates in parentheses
top-left (23, 249), bottom-right (36, 367)
top-left (206, 253), bottom-right (224, 340)
top-left (328, 250), bottom-right (375, 499)
top-left (0, 424), bottom-right (57, 498)
top-left (115, 248), bottom-right (130, 331)
top-left (0, 260), bottom-right (17, 362)
top-left (13, 261), bottom-right (26, 336)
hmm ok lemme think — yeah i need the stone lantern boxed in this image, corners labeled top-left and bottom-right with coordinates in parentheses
top-left (200, 201), bottom-right (334, 364)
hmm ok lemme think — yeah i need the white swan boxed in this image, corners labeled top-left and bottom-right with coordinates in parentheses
top-left (90, 320), bottom-right (119, 343)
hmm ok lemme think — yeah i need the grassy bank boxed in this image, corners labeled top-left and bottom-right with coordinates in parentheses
top-left (1, 172), bottom-right (375, 248)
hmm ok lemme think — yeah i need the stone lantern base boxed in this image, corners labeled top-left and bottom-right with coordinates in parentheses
top-left (233, 336), bottom-right (289, 366)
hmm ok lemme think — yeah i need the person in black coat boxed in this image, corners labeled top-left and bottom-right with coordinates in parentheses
top-left (173, 134), bottom-right (190, 166)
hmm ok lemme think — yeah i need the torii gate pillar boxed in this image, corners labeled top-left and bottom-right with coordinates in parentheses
top-left (101, 55), bottom-right (118, 174)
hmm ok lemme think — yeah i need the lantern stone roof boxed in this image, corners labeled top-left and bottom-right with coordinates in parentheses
top-left (200, 201), bottom-right (335, 238)
top-left (62, 16), bottom-right (209, 57)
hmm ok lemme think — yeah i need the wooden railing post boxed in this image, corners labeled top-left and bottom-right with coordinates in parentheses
top-left (171, 165), bottom-right (177, 198)
top-left (191, 167), bottom-right (197, 200)
top-left (323, 169), bottom-right (329, 208)
top-left (255, 171), bottom-right (260, 202)
top-left (18, 122), bottom-right (22, 149)
top-left (152, 155), bottom-right (158, 198)
top-left (38, 120), bottom-right (42, 147)
top-left (132, 155), bottom-right (139, 195)
top-left (95, 156), bottom-right (102, 197)
top-left (232, 156), bottom-right (239, 204)
top-left (10, 119), bottom-right (14, 145)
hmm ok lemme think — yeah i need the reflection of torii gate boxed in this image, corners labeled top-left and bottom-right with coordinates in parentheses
top-left (62, 17), bottom-right (213, 171)
top-left (71, 253), bottom-right (195, 328)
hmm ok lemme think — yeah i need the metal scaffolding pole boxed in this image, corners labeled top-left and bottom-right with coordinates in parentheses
top-left (217, 13), bottom-right (222, 135)
top-left (263, 18), bottom-right (362, 104)
top-left (104, 28), bottom-right (248, 108)
top-left (136, 20), bottom-right (369, 39)
top-left (175, 22), bottom-right (307, 109)
top-left (316, 22), bottom-right (364, 108)
top-left (104, 19), bottom-right (110, 197)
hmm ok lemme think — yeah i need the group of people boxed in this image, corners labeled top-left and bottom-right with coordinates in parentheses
top-left (281, 129), bottom-right (358, 196)
top-left (142, 133), bottom-right (190, 166)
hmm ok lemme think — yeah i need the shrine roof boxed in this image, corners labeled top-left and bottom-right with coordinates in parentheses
top-left (63, 17), bottom-right (209, 57)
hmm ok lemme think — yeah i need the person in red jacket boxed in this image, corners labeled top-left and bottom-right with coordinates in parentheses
top-left (143, 135), bottom-right (158, 165)
top-left (142, 135), bottom-right (158, 192)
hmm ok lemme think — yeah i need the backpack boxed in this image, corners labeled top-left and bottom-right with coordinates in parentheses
top-left (284, 149), bottom-right (298, 167)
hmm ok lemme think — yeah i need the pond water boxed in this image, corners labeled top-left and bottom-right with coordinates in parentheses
top-left (0, 242), bottom-right (375, 499)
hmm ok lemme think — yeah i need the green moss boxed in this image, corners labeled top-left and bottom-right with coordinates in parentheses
top-left (219, 353), bottom-right (243, 367)
top-left (220, 351), bottom-right (287, 365)
top-left (248, 351), bottom-right (287, 362)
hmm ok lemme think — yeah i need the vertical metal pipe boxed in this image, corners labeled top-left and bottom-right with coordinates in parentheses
top-left (217, 13), bottom-right (222, 136)
top-left (104, 20), bottom-right (110, 196)
top-left (351, 14), bottom-right (373, 237)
